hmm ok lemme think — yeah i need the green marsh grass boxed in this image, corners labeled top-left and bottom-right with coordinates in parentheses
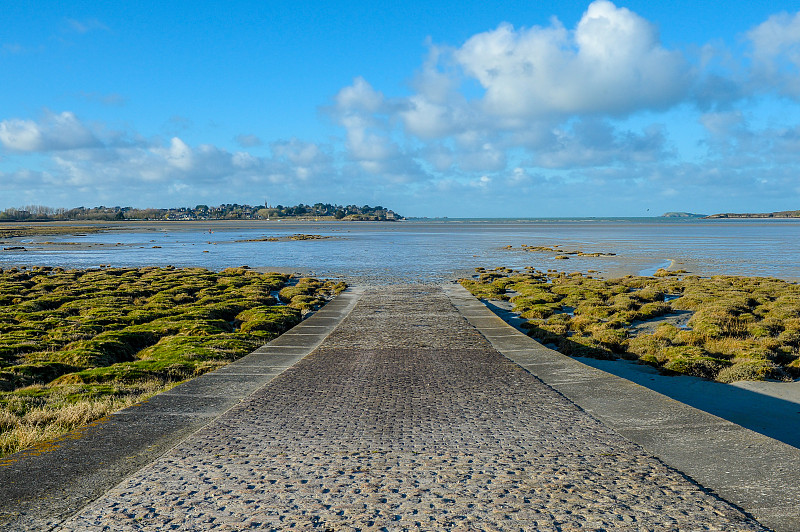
top-left (461, 267), bottom-right (800, 383)
top-left (0, 266), bottom-right (344, 457)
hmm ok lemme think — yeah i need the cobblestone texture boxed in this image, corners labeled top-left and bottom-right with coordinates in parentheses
top-left (58, 286), bottom-right (764, 531)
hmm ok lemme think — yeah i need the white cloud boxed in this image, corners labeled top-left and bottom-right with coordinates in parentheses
top-left (331, 0), bottom-right (694, 182)
top-left (0, 111), bottom-right (99, 152)
top-left (231, 151), bottom-right (259, 169)
top-left (401, 95), bottom-right (463, 139)
top-left (534, 119), bottom-right (671, 168)
top-left (0, 110), bottom-right (349, 207)
top-left (454, 0), bottom-right (689, 118)
top-left (399, 45), bottom-right (473, 139)
top-left (271, 138), bottom-right (329, 166)
top-left (344, 121), bottom-right (399, 162)
top-left (271, 138), bottom-right (333, 181)
top-left (334, 76), bottom-right (386, 115)
top-left (0, 119), bottom-right (42, 151)
top-left (329, 78), bottom-right (430, 183)
top-left (331, 79), bottom-right (393, 161)
top-left (162, 137), bottom-right (194, 170)
top-left (746, 11), bottom-right (800, 97)
top-left (48, 138), bottom-right (274, 190)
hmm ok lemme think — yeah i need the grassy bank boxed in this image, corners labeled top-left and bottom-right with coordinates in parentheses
top-left (461, 267), bottom-right (800, 383)
top-left (0, 266), bottom-right (345, 456)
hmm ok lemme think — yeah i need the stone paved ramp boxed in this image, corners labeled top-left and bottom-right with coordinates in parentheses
top-left (56, 285), bottom-right (763, 531)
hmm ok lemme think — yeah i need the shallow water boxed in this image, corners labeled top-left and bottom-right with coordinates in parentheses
top-left (1, 218), bottom-right (799, 283)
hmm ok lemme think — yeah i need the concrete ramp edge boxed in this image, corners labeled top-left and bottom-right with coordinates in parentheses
top-left (443, 282), bottom-right (800, 532)
top-left (0, 287), bottom-right (364, 531)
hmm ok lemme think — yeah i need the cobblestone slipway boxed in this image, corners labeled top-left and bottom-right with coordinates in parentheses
top-left (57, 286), bottom-right (764, 531)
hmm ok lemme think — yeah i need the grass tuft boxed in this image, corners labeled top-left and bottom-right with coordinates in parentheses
top-left (0, 266), bottom-right (344, 457)
top-left (461, 269), bottom-right (800, 382)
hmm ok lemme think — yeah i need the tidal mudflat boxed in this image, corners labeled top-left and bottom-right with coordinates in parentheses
top-left (0, 265), bottom-right (344, 457)
top-left (1, 218), bottom-right (799, 283)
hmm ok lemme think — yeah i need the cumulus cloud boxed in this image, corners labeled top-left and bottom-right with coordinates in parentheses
top-left (746, 11), bottom-right (800, 97)
top-left (271, 138), bottom-right (329, 166)
top-left (329, 78), bottom-right (429, 183)
top-left (271, 138), bottom-right (333, 181)
top-left (276, 2), bottom-right (800, 209)
top-left (698, 109), bottom-right (800, 168)
top-left (158, 137), bottom-right (194, 171)
top-left (330, 78), bottom-right (392, 160)
top-left (454, 0), bottom-right (689, 118)
top-left (0, 111), bottom-right (100, 152)
top-left (533, 119), bottom-right (671, 168)
top-left (399, 46), bottom-right (473, 139)
top-left (45, 137), bottom-right (297, 191)
top-left (335, 0), bottom-right (695, 182)
top-left (0, 109), bottom-right (346, 207)
top-left (334, 76), bottom-right (387, 115)
top-left (400, 95), bottom-right (466, 139)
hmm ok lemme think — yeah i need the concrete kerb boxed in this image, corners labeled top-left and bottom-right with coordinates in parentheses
top-left (442, 281), bottom-right (800, 532)
top-left (0, 286), bottom-right (364, 531)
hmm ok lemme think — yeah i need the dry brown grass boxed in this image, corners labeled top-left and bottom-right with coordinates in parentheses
top-left (0, 380), bottom-right (171, 457)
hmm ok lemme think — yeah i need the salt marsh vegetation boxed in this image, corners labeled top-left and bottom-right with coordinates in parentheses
top-left (0, 265), bottom-right (344, 456)
top-left (461, 267), bottom-right (800, 383)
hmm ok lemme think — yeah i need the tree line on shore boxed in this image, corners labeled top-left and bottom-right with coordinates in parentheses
top-left (0, 203), bottom-right (402, 222)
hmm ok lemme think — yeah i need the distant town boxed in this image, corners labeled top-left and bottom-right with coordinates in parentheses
top-left (0, 203), bottom-right (403, 222)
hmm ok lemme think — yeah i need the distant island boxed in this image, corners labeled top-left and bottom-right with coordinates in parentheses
top-left (703, 210), bottom-right (800, 219)
top-left (661, 212), bottom-right (706, 218)
top-left (0, 203), bottom-right (403, 222)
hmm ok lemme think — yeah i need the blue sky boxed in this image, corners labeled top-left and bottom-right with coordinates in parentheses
top-left (2, 1), bottom-right (800, 217)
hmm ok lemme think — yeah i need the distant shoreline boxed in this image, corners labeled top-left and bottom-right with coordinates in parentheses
top-left (703, 210), bottom-right (800, 219)
top-left (661, 210), bottom-right (800, 219)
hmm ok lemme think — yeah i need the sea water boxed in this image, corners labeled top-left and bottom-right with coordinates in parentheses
top-left (1, 218), bottom-right (799, 283)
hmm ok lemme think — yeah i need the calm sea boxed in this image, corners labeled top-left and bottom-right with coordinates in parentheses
top-left (2, 218), bottom-right (799, 283)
